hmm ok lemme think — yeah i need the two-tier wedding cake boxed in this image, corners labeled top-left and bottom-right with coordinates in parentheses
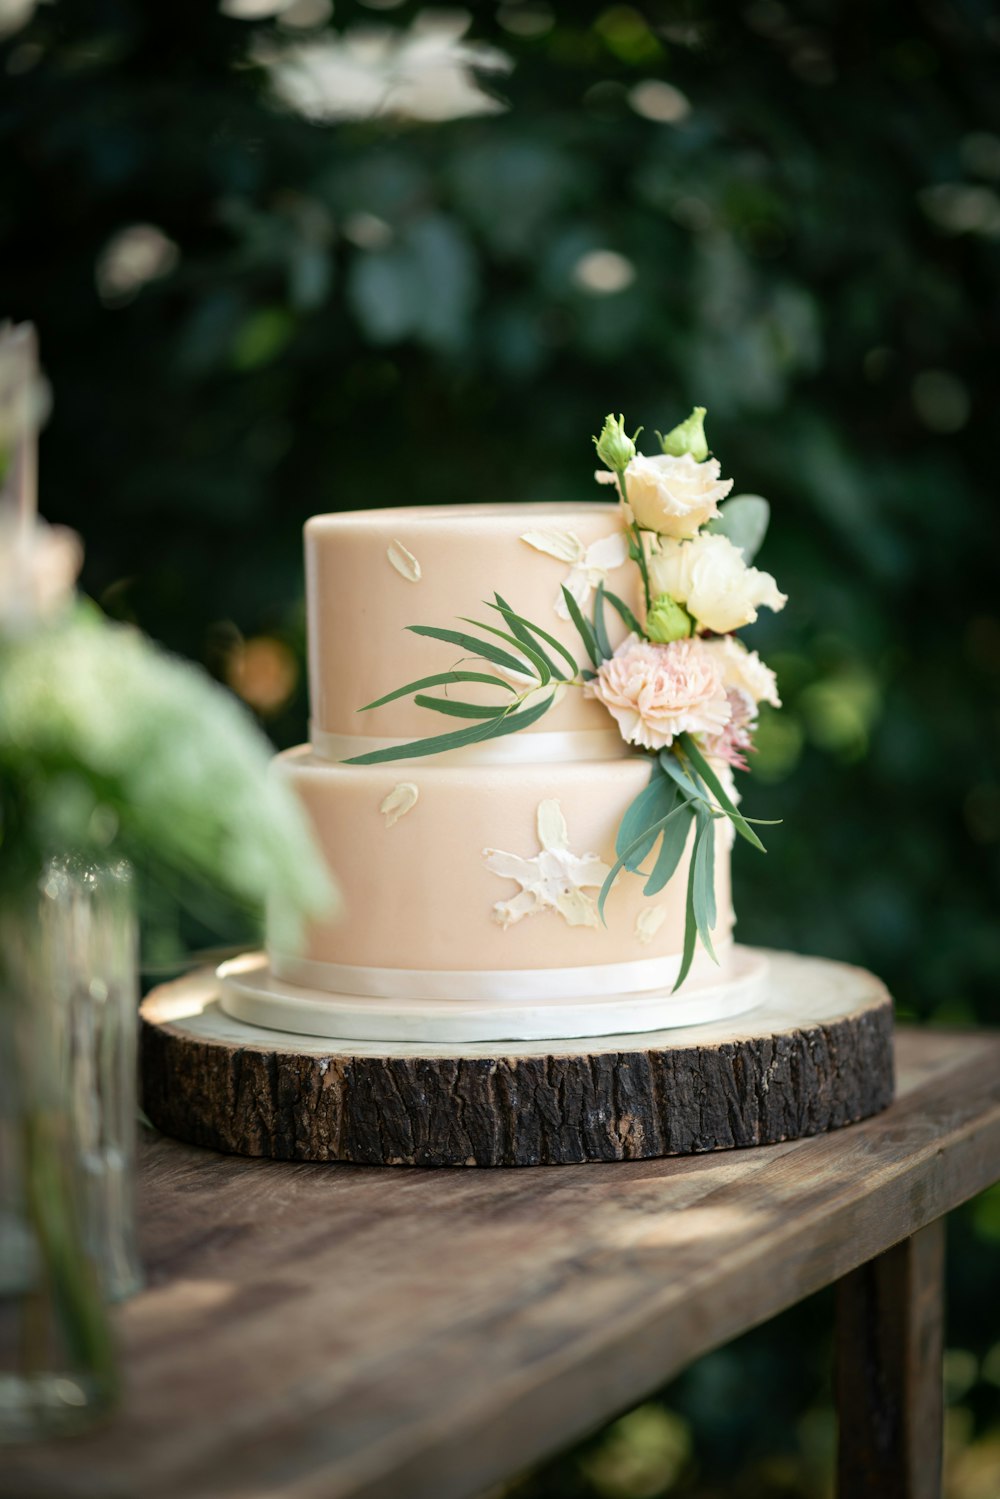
top-left (218, 410), bottom-right (786, 1043)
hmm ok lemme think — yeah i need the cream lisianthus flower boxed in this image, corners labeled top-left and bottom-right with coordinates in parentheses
top-left (703, 634), bottom-right (781, 708)
top-left (596, 451), bottom-right (732, 538)
top-left (585, 635), bottom-right (730, 751)
top-left (648, 532), bottom-right (786, 635)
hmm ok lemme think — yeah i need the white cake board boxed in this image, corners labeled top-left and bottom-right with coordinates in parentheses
top-left (216, 944), bottom-right (768, 1045)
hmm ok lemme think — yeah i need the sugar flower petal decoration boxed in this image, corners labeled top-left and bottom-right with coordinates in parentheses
top-left (635, 905), bottom-right (667, 945)
top-left (386, 540), bottom-right (421, 582)
top-left (483, 798), bottom-right (610, 929)
top-left (521, 528), bottom-right (629, 618)
top-left (380, 782), bottom-right (419, 828)
top-left (649, 532), bottom-right (786, 636)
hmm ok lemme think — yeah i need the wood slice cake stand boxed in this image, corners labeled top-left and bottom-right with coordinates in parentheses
top-left (140, 949), bottom-right (894, 1168)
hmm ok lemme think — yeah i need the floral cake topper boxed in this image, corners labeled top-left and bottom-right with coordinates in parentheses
top-left (347, 406), bottom-right (785, 990)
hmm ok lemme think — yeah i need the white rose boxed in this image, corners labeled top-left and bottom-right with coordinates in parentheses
top-left (703, 634), bottom-right (781, 708)
top-left (595, 452), bottom-right (733, 539)
top-left (648, 532), bottom-right (786, 635)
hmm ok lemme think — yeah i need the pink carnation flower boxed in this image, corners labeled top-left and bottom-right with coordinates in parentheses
top-left (700, 689), bottom-right (757, 771)
top-left (585, 636), bottom-right (731, 751)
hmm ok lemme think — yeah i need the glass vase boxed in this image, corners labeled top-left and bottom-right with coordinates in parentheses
top-left (43, 857), bottom-right (142, 1303)
top-left (0, 870), bottom-right (120, 1441)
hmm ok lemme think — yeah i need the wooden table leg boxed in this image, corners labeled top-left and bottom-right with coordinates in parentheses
top-left (835, 1219), bottom-right (946, 1499)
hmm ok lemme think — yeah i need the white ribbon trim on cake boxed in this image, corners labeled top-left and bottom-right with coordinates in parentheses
top-left (310, 725), bottom-right (630, 767)
top-left (268, 942), bottom-right (731, 1003)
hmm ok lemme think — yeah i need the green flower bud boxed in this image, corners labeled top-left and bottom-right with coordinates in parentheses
top-left (658, 405), bottom-right (708, 462)
top-left (593, 412), bottom-right (638, 473)
top-left (646, 593), bottom-right (693, 644)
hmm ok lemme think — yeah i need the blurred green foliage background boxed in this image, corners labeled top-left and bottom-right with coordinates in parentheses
top-left (3, 0), bottom-right (998, 1493)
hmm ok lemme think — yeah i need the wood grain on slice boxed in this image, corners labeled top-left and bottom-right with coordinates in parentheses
top-left (140, 951), bottom-right (895, 1166)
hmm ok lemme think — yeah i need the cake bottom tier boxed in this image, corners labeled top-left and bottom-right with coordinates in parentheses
top-left (218, 945), bottom-right (767, 1044)
top-left (268, 747), bottom-right (736, 992)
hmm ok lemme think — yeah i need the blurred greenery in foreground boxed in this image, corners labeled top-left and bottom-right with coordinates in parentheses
top-left (2, 0), bottom-right (998, 1493)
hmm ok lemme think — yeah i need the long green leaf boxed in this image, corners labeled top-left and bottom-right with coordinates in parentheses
top-left (561, 585), bottom-right (600, 667)
top-left (491, 594), bottom-right (579, 677)
top-left (644, 799), bottom-right (695, 897)
top-left (484, 601), bottom-right (560, 679)
top-left (343, 691), bottom-right (555, 765)
top-left (361, 670), bottom-right (516, 712)
top-left (456, 617), bottom-right (551, 684)
top-left (413, 695), bottom-right (506, 720)
top-left (407, 625), bottom-right (531, 677)
top-left (692, 808), bottom-right (718, 963)
top-left (672, 821), bottom-right (705, 992)
top-left (598, 798), bottom-right (698, 922)
top-left (592, 581), bottom-right (612, 662)
top-left (659, 748), bottom-right (713, 808)
top-left (602, 588), bottom-right (643, 638)
top-left (679, 735), bottom-right (767, 853)
top-left (615, 762), bottom-right (676, 871)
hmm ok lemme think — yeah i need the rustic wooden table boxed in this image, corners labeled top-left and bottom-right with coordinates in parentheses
top-left (5, 1027), bottom-right (999, 1499)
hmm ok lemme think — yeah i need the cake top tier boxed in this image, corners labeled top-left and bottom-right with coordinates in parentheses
top-left (306, 501), bottom-right (639, 755)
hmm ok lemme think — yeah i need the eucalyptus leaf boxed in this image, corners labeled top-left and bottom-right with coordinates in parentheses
top-left (659, 748), bottom-right (712, 808)
top-left (344, 691), bottom-right (555, 765)
top-left (616, 763), bottom-right (676, 872)
top-left (692, 808), bottom-right (718, 962)
top-left (592, 581), bottom-right (612, 662)
top-left (679, 735), bottom-right (767, 852)
top-left (456, 616), bottom-right (551, 683)
top-left (644, 799), bottom-right (695, 897)
top-left (673, 832), bottom-right (701, 993)
top-left (492, 594), bottom-right (579, 677)
top-left (360, 670), bottom-right (517, 712)
top-left (598, 798), bottom-right (698, 921)
top-left (413, 695), bottom-right (506, 719)
top-left (705, 494), bottom-right (770, 563)
top-left (485, 600), bottom-right (561, 679)
top-left (407, 625), bottom-right (531, 678)
top-left (601, 588), bottom-right (642, 638)
top-left (561, 585), bottom-right (599, 667)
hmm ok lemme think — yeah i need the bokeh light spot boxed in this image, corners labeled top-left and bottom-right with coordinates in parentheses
top-left (95, 225), bottom-right (179, 307)
top-left (912, 369), bottom-right (970, 434)
top-left (628, 79), bottom-right (691, 123)
top-left (572, 249), bottom-right (636, 294)
top-left (225, 636), bottom-right (298, 715)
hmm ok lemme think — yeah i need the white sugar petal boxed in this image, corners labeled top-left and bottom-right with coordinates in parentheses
top-left (583, 532), bottom-right (630, 572)
top-left (520, 529), bottom-right (585, 564)
top-left (635, 906), bottom-right (667, 945)
top-left (483, 847), bottom-right (534, 881)
top-left (492, 890), bottom-right (537, 928)
top-left (386, 540), bottom-right (421, 582)
top-left (485, 800), bottom-right (609, 930)
top-left (379, 782), bottom-right (419, 828)
top-left (536, 798), bottom-right (569, 852)
top-left (554, 887), bottom-right (600, 927)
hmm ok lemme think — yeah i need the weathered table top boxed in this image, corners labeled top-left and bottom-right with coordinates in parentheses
top-left (6, 1026), bottom-right (1000, 1499)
